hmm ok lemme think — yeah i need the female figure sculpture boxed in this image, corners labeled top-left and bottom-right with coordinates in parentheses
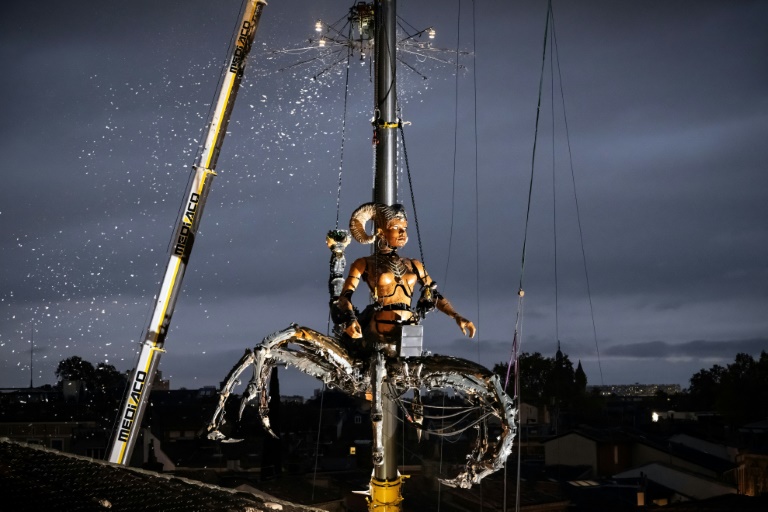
top-left (208, 203), bottom-right (515, 488)
top-left (336, 202), bottom-right (475, 347)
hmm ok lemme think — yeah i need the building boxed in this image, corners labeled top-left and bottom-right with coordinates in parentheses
top-left (589, 383), bottom-right (682, 397)
top-left (0, 438), bottom-right (317, 512)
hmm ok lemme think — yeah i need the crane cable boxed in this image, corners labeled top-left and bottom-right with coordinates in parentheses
top-left (334, 30), bottom-right (355, 229)
top-left (315, 27), bottom-right (354, 500)
top-left (441, 0), bottom-right (464, 294)
top-left (438, 1), bottom-right (470, 509)
top-left (398, 123), bottom-right (425, 266)
top-left (503, 1), bottom-right (553, 511)
top-left (548, 7), bottom-right (605, 386)
top-left (471, 0), bottom-right (481, 367)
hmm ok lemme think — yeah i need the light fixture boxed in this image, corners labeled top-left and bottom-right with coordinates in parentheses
top-left (428, 28), bottom-right (436, 39)
top-left (319, 37), bottom-right (326, 47)
top-left (315, 20), bottom-right (323, 32)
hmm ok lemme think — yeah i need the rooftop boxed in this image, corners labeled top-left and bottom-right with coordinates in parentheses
top-left (0, 438), bottom-right (322, 512)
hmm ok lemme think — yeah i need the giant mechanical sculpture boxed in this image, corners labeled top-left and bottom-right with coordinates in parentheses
top-left (108, 0), bottom-right (518, 509)
top-left (206, 203), bottom-right (517, 490)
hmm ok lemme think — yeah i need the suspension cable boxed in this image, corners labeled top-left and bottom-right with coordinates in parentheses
top-left (315, 28), bottom-right (354, 499)
top-left (549, 7), bottom-right (604, 384)
top-left (505, 0), bottom-right (551, 394)
top-left (442, 0), bottom-right (463, 292)
top-left (334, 30), bottom-right (354, 228)
top-left (440, 7), bottom-right (463, 505)
top-left (398, 124), bottom-right (425, 265)
top-left (437, 391), bottom-right (446, 512)
top-left (550, 12), bottom-right (560, 349)
top-left (504, 2), bottom-right (553, 510)
top-left (471, 0), bottom-right (481, 365)
top-left (310, 383), bottom-right (326, 502)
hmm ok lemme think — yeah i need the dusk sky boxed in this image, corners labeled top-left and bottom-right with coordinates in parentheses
top-left (1, 0), bottom-right (766, 397)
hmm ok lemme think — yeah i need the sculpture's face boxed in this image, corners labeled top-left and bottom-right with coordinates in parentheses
top-left (379, 218), bottom-right (408, 249)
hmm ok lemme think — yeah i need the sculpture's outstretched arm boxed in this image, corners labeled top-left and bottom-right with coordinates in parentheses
top-left (412, 260), bottom-right (476, 338)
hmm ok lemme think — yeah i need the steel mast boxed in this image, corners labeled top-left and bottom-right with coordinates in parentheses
top-left (370, 0), bottom-right (405, 509)
top-left (374, 0), bottom-right (397, 207)
top-left (107, 0), bottom-right (268, 465)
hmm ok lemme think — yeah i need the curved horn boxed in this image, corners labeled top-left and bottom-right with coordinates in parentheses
top-left (349, 203), bottom-right (378, 244)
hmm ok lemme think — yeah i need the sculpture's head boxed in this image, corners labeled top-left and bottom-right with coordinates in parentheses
top-left (349, 203), bottom-right (408, 251)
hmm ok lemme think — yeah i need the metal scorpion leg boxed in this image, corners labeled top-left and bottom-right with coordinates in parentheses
top-left (371, 350), bottom-right (386, 466)
top-left (208, 324), bottom-right (368, 442)
top-left (437, 373), bottom-right (516, 488)
top-left (386, 355), bottom-right (518, 489)
top-left (208, 327), bottom-right (516, 489)
top-left (206, 348), bottom-right (256, 442)
top-left (412, 389), bottom-right (424, 442)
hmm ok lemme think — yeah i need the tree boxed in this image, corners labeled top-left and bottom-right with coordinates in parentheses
top-left (56, 356), bottom-right (96, 383)
top-left (574, 360), bottom-right (587, 394)
top-left (55, 356), bottom-right (125, 418)
top-left (688, 351), bottom-right (768, 426)
top-left (688, 364), bottom-right (725, 410)
top-left (93, 362), bottom-right (124, 396)
top-left (494, 351), bottom-right (578, 407)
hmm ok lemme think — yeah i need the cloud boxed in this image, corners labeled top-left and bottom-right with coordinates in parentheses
top-left (604, 338), bottom-right (768, 359)
top-left (2, 0), bottom-right (767, 396)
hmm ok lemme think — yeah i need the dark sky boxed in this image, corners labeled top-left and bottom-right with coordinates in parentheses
top-left (1, 0), bottom-right (766, 396)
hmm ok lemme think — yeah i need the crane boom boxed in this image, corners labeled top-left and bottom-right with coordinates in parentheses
top-left (108, 0), bottom-right (268, 465)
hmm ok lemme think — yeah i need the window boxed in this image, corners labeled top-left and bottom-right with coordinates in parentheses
top-left (354, 415), bottom-right (362, 424)
top-left (50, 439), bottom-right (64, 451)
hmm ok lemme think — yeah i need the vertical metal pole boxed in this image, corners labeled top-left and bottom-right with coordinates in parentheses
top-left (372, 0), bottom-right (399, 489)
top-left (374, 0), bottom-right (397, 207)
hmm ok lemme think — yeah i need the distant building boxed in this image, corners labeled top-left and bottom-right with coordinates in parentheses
top-left (614, 463), bottom-right (737, 501)
top-left (589, 383), bottom-right (682, 397)
top-left (735, 451), bottom-right (768, 497)
top-left (735, 419), bottom-right (768, 496)
top-left (0, 438), bottom-right (318, 512)
top-left (0, 421), bottom-right (105, 458)
top-left (544, 427), bottom-right (633, 477)
top-left (544, 426), bottom-right (736, 480)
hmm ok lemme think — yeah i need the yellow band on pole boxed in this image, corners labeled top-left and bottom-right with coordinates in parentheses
top-left (368, 475), bottom-right (409, 511)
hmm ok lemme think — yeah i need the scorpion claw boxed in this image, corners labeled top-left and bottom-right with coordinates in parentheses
top-left (439, 476), bottom-right (471, 489)
top-left (207, 430), bottom-right (243, 443)
top-left (261, 417), bottom-right (279, 439)
top-left (207, 430), bottom-right (226, 441)
top-left (207, 327), bottom-right (517, 488)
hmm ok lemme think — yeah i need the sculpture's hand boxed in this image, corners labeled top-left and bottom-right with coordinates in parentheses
top-left (455, 316), bottom-right (476, 338)
top-left (345, 319), bottom-right (363, 339)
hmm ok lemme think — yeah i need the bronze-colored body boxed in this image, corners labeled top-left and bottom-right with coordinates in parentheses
top-left (338, 206), bottom-right (475, 340)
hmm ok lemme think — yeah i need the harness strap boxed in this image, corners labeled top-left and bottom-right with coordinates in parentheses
top-left (378, 303), bottom-right (411, 312)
